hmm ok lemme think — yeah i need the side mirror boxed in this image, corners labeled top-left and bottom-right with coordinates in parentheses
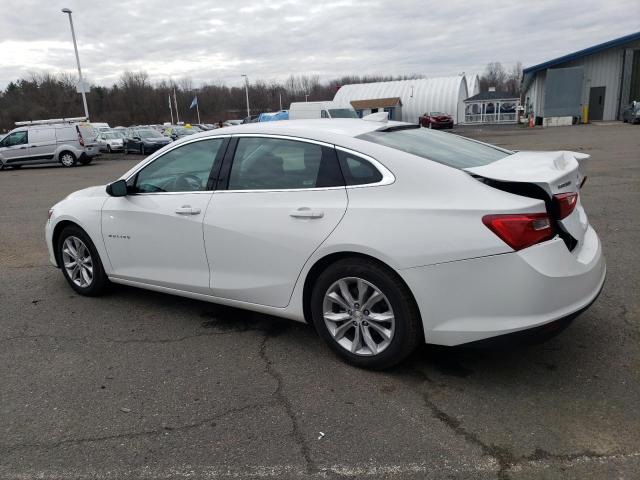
top-left (106, 179), bottom-right (128, 197)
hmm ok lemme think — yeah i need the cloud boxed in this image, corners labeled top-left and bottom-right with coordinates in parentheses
top-left (0, 0), bottom-right (636, 88)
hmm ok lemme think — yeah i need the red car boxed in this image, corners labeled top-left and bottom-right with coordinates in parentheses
top-left (419, 112), bottom-right (454, 129)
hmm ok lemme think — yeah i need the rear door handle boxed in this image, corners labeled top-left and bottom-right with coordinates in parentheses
top-left (175, 205), bottom-right (201, 215)
top-left (289, 207), bottom-right (324, 219)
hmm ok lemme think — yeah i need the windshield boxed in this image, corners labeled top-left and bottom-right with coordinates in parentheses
top-left (329, 108), bottom-right (358, 119)
top-left (357, 127), bottom-right (512, 169)
top-left (138, 130), bottom-right (159, 138)
top-left (430, 112), bottom-right (446, 116)
top-left (102, 132), bottom-right (117, 139)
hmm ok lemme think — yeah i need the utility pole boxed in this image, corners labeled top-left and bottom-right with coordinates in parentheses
top-left (61, 8), bottom-right (89, 120)
top-left (241, 75), bottom-right (250, 118)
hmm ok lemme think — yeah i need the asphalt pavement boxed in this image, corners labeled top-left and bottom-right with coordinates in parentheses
top-left (1, 123), bottom-right (639, 479)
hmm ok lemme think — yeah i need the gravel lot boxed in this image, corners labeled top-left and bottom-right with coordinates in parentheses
top-left (1, 123), bottom-right (638, 479)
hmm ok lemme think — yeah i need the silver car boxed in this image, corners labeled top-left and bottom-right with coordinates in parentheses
top-left (622, 101), bottom-right (640, 124)
top-left (0, 120), bottom-right (100, 169)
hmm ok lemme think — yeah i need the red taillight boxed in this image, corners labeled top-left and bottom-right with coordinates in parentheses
top-left (76, 126), bottom-right (85, 146)
top-left (553, 192), bottom-right (578, 219)
top-left (482, 213), bottom-right (554, 251)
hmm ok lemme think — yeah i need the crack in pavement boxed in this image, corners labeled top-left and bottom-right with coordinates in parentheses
top-left (400, 368), bottom-right (633, 479)
top-left (0, 400), bottom-right (279, 455)
top-left (258, 334), bottom-right (318, 476)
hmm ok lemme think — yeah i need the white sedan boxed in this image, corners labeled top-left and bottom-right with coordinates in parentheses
top-left (96, 131), bottom-right (124, 153)
top-left (45, 119), bottom-right (605, 368)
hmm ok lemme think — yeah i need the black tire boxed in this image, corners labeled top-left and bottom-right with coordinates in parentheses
top-left (107, 145), bottom-right (112, 153)
top-left (140, 145), bottom-right (145, 155)
top-left (10, 164), bottom-right (22, 169)
top-left (124, 143), bottom-right (128, 154)
top-left (310, 258), bottom-right (422, 369)
top-left (57, 224), bottom-right (110, 296)
top-left (79, 157), bottom-right (93, 165)
top-left (59, 151), bottom-right (77, 167)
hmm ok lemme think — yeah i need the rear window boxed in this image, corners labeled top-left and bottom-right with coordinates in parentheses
top-left (357, 127), bottom-right (512, 169)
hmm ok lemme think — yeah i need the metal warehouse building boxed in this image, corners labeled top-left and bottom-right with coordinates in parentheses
top-left (333, 76), bottom-right (469, 124)
top-left (522, 31), bottom-right (640, 124)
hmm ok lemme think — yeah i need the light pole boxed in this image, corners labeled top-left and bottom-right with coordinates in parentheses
top-left (241, 74), bottom-right (250, 119)
top-left (61, 8), bottom-right (89, 120)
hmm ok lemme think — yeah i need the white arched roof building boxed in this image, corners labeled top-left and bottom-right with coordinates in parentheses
top-left (466, 74), bottom-right (480, 98)
top-left (333, 76), bottom-right (469, 124)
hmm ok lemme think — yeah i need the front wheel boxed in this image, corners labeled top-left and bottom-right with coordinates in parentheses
top-left (79, 157), bottom-right (93, 165)
top-left (310, 258), bottom-right (422, 369)
top-left (57, 225), bottom-right (109, 296)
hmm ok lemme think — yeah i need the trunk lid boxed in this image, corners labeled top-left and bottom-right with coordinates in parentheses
top-left (465, 150), bottom-right (590, 247)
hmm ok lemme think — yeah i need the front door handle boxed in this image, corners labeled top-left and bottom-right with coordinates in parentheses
top-left (289, 207), bottom-right (324, 219)
top-left (175, 205), bottom-right (201, 215)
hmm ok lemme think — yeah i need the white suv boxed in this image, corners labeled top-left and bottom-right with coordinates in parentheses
top-left (0, 121), bottom-right (100, 170)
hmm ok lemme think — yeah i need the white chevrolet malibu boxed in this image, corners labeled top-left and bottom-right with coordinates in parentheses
top-left (46, 119), bottom-right (605, 368)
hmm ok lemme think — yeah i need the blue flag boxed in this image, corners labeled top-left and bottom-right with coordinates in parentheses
top-left (189, 96), bottom-right (198, 109)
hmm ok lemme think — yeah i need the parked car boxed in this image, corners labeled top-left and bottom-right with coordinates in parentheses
top-left (163, 125), bottom-right (198, 140)
top-left (124, 127), bottom-right (171, 155)
top-left (419, 112), bottom-right (454, 129)
top-left (0, 119), bottom-right (100, 169)
top-left (622, 101), bottom-right (640, 124)
top-left (289, 101), bottom-right (358, 120)
top-left (45, 119), bottom-right (605, 368)
top-left (96, 131), bottom-right (124, 153)
top-left (91, 122), bottom-right (111, 134)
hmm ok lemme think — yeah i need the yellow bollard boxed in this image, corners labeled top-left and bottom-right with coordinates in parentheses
top-left (582, 105), bottom-right (589, 124)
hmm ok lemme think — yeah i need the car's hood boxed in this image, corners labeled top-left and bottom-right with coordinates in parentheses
top-left (145, 137), bottom-right (169, 142)
top-left (66, 185), bottom-right (106, 199)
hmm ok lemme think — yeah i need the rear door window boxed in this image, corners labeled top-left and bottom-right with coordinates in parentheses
top-left (228, 137), bottom-right (344, 190)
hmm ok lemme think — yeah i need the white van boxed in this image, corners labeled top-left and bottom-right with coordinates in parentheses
top-left (288, 101), bottom-right (358, 120)
top-left (0, 118), bottom-right (100, 170)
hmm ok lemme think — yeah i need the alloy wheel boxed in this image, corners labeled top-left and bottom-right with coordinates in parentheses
top-left (62, 236), bottom-right (94, 288)
top-left (322, 277), bottom-right (395, 356)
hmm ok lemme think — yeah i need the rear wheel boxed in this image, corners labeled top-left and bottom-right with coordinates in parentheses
top-left (57, 225), bottom-right (109, 296)
top-left (59, 151), bottom-right (77, 167)
top-left (79, 157), bottom-right (92, 165)
top-left (310, 258), bottom-right (422, 369)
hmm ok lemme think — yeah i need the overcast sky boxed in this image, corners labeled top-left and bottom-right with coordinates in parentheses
top-left (0, 0), bottom-right (637, 89)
